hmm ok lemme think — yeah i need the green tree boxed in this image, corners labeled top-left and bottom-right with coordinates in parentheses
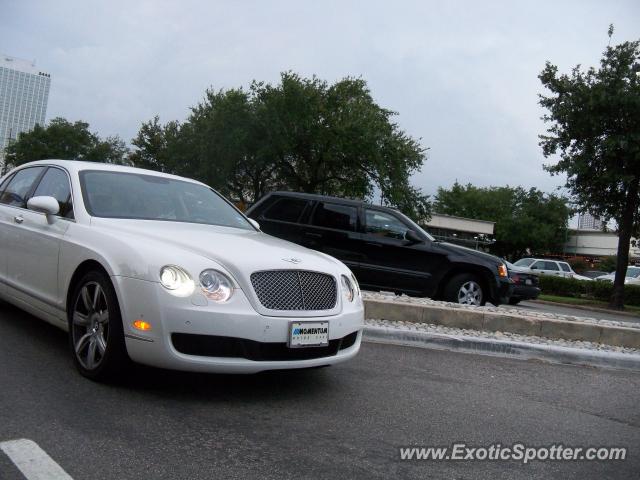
top-left (434, 182), bottom-right (570, 259)
top-left (4, 117), bottom-right (129, 169)
top-left (130, 72), bottom-right (429, 218)
top-left (539, 29), bottom-right (640, 308)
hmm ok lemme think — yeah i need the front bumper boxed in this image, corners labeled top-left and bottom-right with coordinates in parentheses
top-left (492, 277), bottom-right (514, 305)
top-left (112, 276), bottom-right (364, 373)
top-left (512, 285), bottom-right (541, 301)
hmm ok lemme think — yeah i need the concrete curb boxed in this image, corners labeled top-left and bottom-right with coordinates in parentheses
top-left (531, 299), bottom-right (640, 319)
top-left (364, 325), bottom-right (640, 372)
top-left (364, 298), bottom-right (640, 349)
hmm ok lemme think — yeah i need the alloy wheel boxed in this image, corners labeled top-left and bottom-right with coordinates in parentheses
top-left (71, 281), bottom-right (109, 370)
top-left (457, 280), bottom-right (483, 306)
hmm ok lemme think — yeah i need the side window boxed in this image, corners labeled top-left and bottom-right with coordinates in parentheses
top-left (365, 209), bottom-right (409, 240)
top-left (531, 261), bottom-right (545, 270)
top-left (0, 167), bottom-right (45, 208)
top-left (311, 202), bottom-right (357, 231)
top-left (559, 263), bottom-right (571, 272)
top-left (32, 168), bottom-right (74, 219)
top-left (263, 198), bottom-right (309, 223)
top-left (544, 261), bottom-right (560, 271)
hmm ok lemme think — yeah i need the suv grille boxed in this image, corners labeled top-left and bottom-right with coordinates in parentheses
top-left (250, 270), bottom-right (337, 310)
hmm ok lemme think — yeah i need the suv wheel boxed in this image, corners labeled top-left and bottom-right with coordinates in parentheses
top-left (444, 274), bottom-right (484, 306)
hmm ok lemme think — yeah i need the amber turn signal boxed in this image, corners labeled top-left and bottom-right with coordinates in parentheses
top-left (133, 319), bottom-right (152, 331)
top-left (498, 264), bottom-right (508, 278)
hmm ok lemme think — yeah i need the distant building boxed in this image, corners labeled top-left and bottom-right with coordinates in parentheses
top-left (577, 213), bottom-right (603, 231)
top-left (0, 54), bottom-right (51, 172)
top-left (564, 229), bottom-right (640, 259)
top-left (421, 213), bottom-right (495, 249)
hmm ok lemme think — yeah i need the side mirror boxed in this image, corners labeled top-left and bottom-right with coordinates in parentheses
top-left (248, 218), bottom-right (261, 230)
top-left (530, 265), bottom-right (538, 270)
top-left (405, 229), bottom-right (423, 244)
top-left (27, 196), bottom-right (59, 220)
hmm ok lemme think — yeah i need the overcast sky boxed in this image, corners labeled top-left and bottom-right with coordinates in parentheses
top-left (2, 0), bottom-right (639, 198)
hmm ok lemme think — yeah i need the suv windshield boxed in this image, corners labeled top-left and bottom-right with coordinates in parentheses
top-left (393, 210), bottom-right (435, 241)
top-left (80, 170), bottom-right (253, 230)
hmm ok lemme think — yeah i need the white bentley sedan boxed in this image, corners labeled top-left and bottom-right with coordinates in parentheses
top-left (0, 160), bottom-right (364, 380)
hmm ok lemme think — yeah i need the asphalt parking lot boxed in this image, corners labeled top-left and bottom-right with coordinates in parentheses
top-left (1, 301), bottom-right (638, 480)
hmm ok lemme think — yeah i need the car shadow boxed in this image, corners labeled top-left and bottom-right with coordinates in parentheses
top-left (0, 299), bottom-right (340, 403)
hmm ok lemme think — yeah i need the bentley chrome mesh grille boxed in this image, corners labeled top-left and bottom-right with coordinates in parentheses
top-left (250, 270), bottom-right (337, 311)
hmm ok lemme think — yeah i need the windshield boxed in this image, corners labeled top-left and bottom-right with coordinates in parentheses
top-left (393, 210), bottom-right (435, 241)
top-left (514, 258), bottom-right (535, 267)
top-left (609, 266), bottom-right (640, 277)
top-left (79, 170), bottom-right (253, 230)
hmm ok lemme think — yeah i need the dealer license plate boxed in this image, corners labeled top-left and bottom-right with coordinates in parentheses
top-left (525, 279), bottom-right (532, 285)
top-left (289, 321), bottom-right (329, 348)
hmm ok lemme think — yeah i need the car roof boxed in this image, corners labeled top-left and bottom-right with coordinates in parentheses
top-left (520, 258), bottom-right (562, 263)
top-left (265, 191), bottom-right (398, 211)
top-left (9, 159), bottom-right (206, 186)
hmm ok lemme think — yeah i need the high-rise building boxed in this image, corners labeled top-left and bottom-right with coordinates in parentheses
top-left (577, 213), bottom-right (603, 231)
top-left (0, 54), bottom-right (51, 172)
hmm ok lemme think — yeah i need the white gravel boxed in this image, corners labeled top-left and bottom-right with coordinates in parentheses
top-left (365, 318), bottom-right (640, 356)
top-left (362, 290), bottom-right (640, 330)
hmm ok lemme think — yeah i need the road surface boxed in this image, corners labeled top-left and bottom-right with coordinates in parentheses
top-left (0, 302), bottom-right (638, 479)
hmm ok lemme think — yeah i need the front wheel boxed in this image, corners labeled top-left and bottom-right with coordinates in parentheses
top-left (508, 297), bottom-right (521, 305)
top-left (443, 274), bottom-right (485, 306)
top-left (68, 270), bottom-right (128, 381)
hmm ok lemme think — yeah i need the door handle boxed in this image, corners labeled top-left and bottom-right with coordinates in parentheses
top-left (305, 232), bottom-right (322, 238)
top-left (365, 241), bottom-right (383, 248)
top-left (14, 215), bottom-right (24, 224)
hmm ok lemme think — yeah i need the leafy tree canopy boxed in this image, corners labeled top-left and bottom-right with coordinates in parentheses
top-left (4, 117), bottom-right (129, 168)
top-left (539, 28), bottom-right (640, 307)
top-left (434, 182), bottom-right (570, 259)
top-left (130, 72), bottom-right (430, 218)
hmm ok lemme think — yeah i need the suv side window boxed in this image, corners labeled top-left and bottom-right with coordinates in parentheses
top-left (544, 261), bottom-right (560, 271)
top-left (32, 167), bottom-right (74, 219)
top-left (365, 209), bottom-right (408, 240)
top-left (312, 202), bottom-right (357, 231)
top-left (0, 167), bottom-right (45, 208)
top-left (263, 197), bottom-right (309, 223)
top-left (559, 263), bottom-right (571, 272)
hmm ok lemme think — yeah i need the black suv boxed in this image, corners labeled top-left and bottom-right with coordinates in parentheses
top-left (247, 192), bottom-right (511, 305)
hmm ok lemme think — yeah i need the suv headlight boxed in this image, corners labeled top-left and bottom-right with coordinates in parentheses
top-left (341, 274), bottom-right (355, 302)
top-left (160, 265), bottom-right (195, 297)
top-left (199, 269), bottom-right (234, 302)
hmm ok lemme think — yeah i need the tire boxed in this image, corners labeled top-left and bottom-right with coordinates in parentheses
top-left (68, 270), bottom-right (128, 381)
top-left (443, 273), bottom-right (485, 306)
top-left (508, 297), bottom-right (521, 305)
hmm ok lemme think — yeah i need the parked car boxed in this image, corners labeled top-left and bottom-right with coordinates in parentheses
top-left (595, 266), bottom-right (640, 284)
top-left (513, 258), bottom-right (592, 281)
top-left (246, 192), bottom-right (512, 306)
top-left (0, 160), bottom-right (364, 380)
top-left (582, 270), bottom-right (609, 279)
top-left (504, 261), bottom-right (540, 305)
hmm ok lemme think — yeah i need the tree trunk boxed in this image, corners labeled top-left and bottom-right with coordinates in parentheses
top-left (610, 180), bottom-right (640, 309)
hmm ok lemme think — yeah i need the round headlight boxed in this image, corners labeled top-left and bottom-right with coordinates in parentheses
top-left (341, 274), bottom-right (355, 302)
top-left (159, 265), bottom-right (194, 297)
top-left (200, 269), bottom-right (234, 302)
